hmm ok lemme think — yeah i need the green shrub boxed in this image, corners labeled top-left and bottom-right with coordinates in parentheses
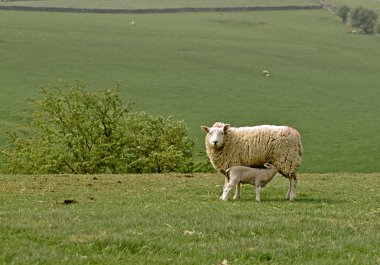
top-left (0, 80), bottom-right (196, 174)
top-left (123, 112), bottom-right (195, 173)
top-left (351, 6), bottom-right (378, 34)
top-left (375, 23), bottom-right (380, 34)
top-left (337, 5), bottom-right (350, 24)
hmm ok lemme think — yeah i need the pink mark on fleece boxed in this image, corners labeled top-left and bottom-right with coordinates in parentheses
top-left (288, 127), bottom-right (301, 138)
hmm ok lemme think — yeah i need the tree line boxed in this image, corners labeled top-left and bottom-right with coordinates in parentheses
top-left (337, 5), bottom-right (379, 34)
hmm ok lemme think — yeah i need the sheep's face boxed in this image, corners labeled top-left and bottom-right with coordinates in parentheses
top-left (201, 124), bottom-right (230, 149)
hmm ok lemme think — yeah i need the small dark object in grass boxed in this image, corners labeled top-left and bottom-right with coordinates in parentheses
top-left (57, 199), bottom-right (79, 205)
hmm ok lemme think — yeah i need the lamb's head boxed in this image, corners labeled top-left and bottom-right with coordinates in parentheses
top-left (201, 122), bottom-right (230, 149)
top-left (264, 163), bottom-right (277, 171)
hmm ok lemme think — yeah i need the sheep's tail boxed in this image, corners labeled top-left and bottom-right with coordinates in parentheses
top-left (288, 127), bottom-right (303, 156)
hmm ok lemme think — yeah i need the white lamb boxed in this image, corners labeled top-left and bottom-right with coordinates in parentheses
top-left (221, 163), bottom-right (278, 202)
top-left (201, 122), bottom-right (303, 201)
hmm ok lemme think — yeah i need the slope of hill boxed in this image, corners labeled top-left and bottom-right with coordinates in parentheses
top-left (0, 5), bottom-right (379, 173)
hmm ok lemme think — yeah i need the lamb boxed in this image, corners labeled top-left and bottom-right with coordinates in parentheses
top-left (221, 163), bottom-right (278, 202)
top-left (201, 122), bottom-right (303, 201)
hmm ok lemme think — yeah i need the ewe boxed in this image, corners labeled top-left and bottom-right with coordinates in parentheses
top-left (221, 163), bottom-right (278, 202)
top-left (201, 122), bottom-right (303, 201)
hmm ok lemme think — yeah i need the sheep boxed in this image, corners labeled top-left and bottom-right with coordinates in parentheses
top-left (261, 69), bottom-right (270, 78)
top-left (221, 163), bottom-right (278, 202)
top-left (201, 122), bottom-right (303, 201)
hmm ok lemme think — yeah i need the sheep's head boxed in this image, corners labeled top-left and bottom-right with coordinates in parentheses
top-left (201, 123), bottom-right (230, 149)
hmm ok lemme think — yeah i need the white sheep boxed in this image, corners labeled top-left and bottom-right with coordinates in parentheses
top-left (221, 163), bottom-right (278, 202)
top-left (201, 122), bottom-right (303, 201)
top-left (261, 69), bottom-right (270, 78)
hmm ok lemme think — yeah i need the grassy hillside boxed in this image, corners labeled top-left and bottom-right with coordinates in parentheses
top-left (1, 173), bottom-right (379, 264)
top-left (327, 0), bottom-right (380, 11)
top-left (1, 8), bottom-right (380, 173)
top-left (0, 0), bottom-right (320, 9)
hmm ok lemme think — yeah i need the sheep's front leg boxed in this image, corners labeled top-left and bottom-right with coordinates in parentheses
top-left (220, 178), bottom-right (229, 200)
top-left (233, 183), bottom-right (241, 200)
top-left (221, 182), bottom-right (235, 201)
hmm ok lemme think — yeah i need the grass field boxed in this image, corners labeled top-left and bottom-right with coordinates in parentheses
top-left (1, 173), bottom-right (379, 264)
top-left (327, 0), bottom-right (380, 11)
top-left (1, 2), bottom-right (380, 173)
top-left (1, 2), bottom-right (380, 264)
top-left (0, 0), bottom-right (320, 9)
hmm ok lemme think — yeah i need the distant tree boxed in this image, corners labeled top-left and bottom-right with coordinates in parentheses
top-left (0, 80), bottom-right (195, 174)
top-left (351, 6), bottom-right (378, 34)
top-left (337, 5), bottom-right (350, 24)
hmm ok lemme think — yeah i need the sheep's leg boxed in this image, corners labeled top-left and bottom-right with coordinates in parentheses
top-left (255, 186), bottom-right (261, 202)
top-left (220, 178), bottom-right (229, 199)
top-left (286, 174), bottom-right (297, 201)
top-left (233, 183), bottom-right (241, 200)
top-left (255, 178), bottom-right (262, 202)
top-left (221, 182), bottom-right (236, 201)
top-left (223, 177), bottom-right (229, 189)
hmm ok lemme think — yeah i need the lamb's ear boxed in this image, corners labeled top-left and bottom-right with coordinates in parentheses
top-left (223, 124), bottom-right (230, 133)
top-left (201, 126), bottom-right (209, 133)
top-left (264, 163), bottom-right (270, 168)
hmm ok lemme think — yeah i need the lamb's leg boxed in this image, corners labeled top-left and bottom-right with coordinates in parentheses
top-left (233, 183), bottom-right (241, 200)
top-left (255, 178), bottom-right (262, 202)
top-left (221, 181), bottom-right (236, 201)
top-left (286, 174), bottom-right (297, 201)
top-left (255, 186), bottom-right (261, 202)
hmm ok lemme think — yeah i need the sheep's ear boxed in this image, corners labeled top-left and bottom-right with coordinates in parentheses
top-left (201, 126), bottom-right (209, 133)
top-left (264, 163), bottom-right (270, 168)
top-left (223, 124), bottom-right (230, 133)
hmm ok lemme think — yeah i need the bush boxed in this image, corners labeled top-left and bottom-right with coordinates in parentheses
top-left (375, 23), bottom-right (380, 34)
top-left (351, 6), bottom-right (378, 34)
top-left (0, 80), bottom-right (196, 174)
top-left (337, 5), bottom-right (350, 24)
top-left (123, 112), bottom-right (195, 173)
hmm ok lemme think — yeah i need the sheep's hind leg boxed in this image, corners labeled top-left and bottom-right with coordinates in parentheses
top-left (286, 174), bottom-right (297, 201)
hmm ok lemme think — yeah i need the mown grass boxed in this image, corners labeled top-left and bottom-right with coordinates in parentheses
top-left (1, 5), bottom-right (380, 173)
top-left (1, 173), bottom-right (379, 264)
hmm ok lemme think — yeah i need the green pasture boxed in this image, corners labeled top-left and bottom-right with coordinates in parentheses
top-left (328, 0), bottom-right (380, 11)
top-left (0, 0), bottom-right (320, 9)
top-left (1, 5), bottom-right (380, 173)
top-left (1, 173), bottom-right (379, 264)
